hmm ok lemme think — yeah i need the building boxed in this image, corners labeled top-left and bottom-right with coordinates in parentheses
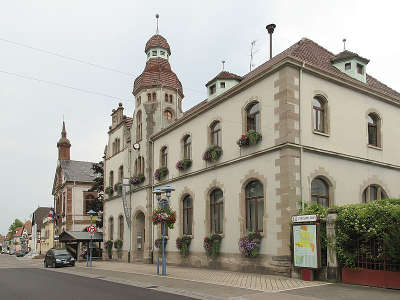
top-left (31, 207), bottom-right (51, 255)
top-left (103, 28), bottom-right (400, 275)
top-left (40, 217), bottom-right (55, 254)
top-left (22, 220), bottom-right (32, 252)
top-left (52, 122), bottom-right (98, 234)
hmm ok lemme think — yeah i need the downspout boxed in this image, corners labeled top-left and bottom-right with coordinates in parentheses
top-left (149, 139), bottom-right (155, 262)
top-left (299, 61), bottom-right (305, 210)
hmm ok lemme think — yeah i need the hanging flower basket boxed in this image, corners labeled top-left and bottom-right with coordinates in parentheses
top-left (176, 236), bottom-right (192, 257)
top-left (154, 238), bottom-right (168, 249)
top-left (238, 232), bottom-right (262, 257)
top-left (152, 207), bottom-right (176, 229)
top-left (176, 159), bottom-right (192, 171)
top-left (237, 130), bottom-right (262, 147)
top-left (114, 182), bottom-right (122, 194)
top-left (202, 145), bottom-right (223, 163)
top-left (130, 173), bottom-right (145, 185)
top-left (203, 234), bottom-right (223, 259)
top-left (154, 166), bottom-right (169, 181)
top-left (105, 186), bottom-right (114, 197)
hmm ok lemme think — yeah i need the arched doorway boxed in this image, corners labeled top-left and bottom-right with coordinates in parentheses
top-left (133, 211), bottom-right (145, 261)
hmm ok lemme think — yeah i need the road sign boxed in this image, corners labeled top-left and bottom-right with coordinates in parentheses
top-left (87, 225), bottom-right (96, 233)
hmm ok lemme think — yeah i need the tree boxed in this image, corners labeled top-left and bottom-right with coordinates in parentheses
top-left (8, 219), bottom-right (24, 240)
top-left (88, 161), bottom-right (104, 228)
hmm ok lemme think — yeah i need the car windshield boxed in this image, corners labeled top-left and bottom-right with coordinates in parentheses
top-left (54, 249), bottom-right (70, 255)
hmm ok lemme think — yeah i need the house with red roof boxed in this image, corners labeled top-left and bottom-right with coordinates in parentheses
top-left (100, 21), bottom-right (400, 275)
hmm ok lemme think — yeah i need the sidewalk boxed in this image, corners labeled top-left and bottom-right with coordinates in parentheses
top-left (76, 260), bottom-right (327, 292)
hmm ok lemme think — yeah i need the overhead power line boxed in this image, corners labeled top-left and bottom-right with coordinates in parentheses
top-left (0, 37), bottom-right (136, 77)
top-left (0, 69), bottom-right (128, 102)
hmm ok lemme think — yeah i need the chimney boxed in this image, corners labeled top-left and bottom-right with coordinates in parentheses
top-left (266, 24), bottom-right (276, 60)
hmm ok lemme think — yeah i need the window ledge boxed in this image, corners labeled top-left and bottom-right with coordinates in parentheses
top-left (367, 144), bottom-right (382, 151)
top-left (313, 130), bottom-right (330, 137)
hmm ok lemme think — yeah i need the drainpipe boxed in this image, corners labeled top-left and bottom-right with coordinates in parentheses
top-left (299, 61), bottom-right (305, 210)
top-left (149, 139), bottom-right (155, 262)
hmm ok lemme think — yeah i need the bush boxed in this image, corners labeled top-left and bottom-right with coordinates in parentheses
top-left (203, 234), bottom-right (222, 259)
top-left (176, 236), bottom-right (192, 257)
top-left (114, 239), bottom-right (123, 250)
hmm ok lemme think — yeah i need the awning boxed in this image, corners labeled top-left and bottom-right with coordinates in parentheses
top-left (59, 231), bottom-right (103, 242)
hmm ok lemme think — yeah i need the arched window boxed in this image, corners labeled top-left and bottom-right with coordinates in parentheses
top-left (84, 193), bottom-right (95, 214)
top-left (245, 180), bottom-right (264, 232)
top-left (152, 92), bottom-right (157, 102)
top-left (136, 111), bottom-right (142, 141)
top-left (118, 215), bottom-right (124, 241)
top-left (135, 156), bottom-right (145, 175)
top-left (164, 94), bottom-right (169, 102)
top-left (109, 217), bottom-right (114, 240)
top-left (368, 113), bottom-right (380, 147)
top-left (210, 189), bottom-right (224, 234)
top-left (246, 102), bottom-right (260, 132)
top-left (313, 97), bottom-right (326, 133)
top-left (147, 93), bottom-right (151, 102)
top-left (183, 195), bottom-right (193, 235)
top-left (109, 171), bottom-right (114, 188)
top-left (362, 184), bottom-right (388, 203)
top-left (161, 147), bottom-right (168, 167)
top-left (118, 165), bottom-right (123, 183)
top-left (164, 110), bottom-right (173, 120)
top-left (210, 121), bottom-right (221, 147)
top-left (183, 135), bottom-right (191, 159)
top-left (311, 178), bottom-right (329, 208)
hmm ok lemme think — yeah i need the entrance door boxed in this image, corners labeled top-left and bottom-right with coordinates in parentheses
top-left (134, 211), bottom-right (145, 261)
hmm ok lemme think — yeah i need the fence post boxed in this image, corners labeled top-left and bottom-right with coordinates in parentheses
top-left (326, 208), bottom-right (340, 280)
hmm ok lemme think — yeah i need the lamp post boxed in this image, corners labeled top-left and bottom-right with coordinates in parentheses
top-left (87, 209), bottom-right (97, 267)
top-left (152, 185), bottom-right (174, 276)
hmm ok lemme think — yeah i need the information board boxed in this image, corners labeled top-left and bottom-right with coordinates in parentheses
top-left (293, 224), bottom-right (319, 268)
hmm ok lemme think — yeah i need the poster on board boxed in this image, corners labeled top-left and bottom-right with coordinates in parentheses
top-left (293, 224), bottom-right (319, 268)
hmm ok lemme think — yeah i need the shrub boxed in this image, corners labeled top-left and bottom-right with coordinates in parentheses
top-left (114, 239), bottom-right (123, 250)
top-left (176, 159), bottom-right (192, 171)
top-left (176, 236), bottom-right (192, 257)
top-left (203, 234), bottom-right (222, 259)
top-left (130, 174), bottom-right (145, 185)
top-left (238, 232), bottom-right (262, 257)
top-left (202, 145), bottom-right (223, 163)
top-left (154, 166), bottom-right (169, 181)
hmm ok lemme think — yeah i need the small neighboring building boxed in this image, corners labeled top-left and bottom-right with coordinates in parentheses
top-left (12, 227), bottom-right (23, 252)
top-left (31, 207), bottom-right (51, 254)
top-left (40, 217), bottom-right (54, 254)
top-left (22, 220), bottom-right (32, 252)
top-left (52, 122), bottom-right (98, 234)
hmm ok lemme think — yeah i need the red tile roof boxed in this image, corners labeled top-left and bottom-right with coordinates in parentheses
top-left (14, 226), bottom-right (23, 238)
top-left (133, 57), bottom-right (183, 98)
top-left (331, 50), bottom-right (369, 64)
top-left (205, 71), bottom-right (242, 87)
top-left (23, 220), bottom-right (32, 235)
top-left (145, 34), bottom-right (171, 55)
top-left (244, 38), bottom-right (400, 101)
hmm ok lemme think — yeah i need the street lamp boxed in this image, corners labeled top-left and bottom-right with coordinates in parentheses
top-left (152, 185), bottom-right (174, 276)
top-left (86, 209), bottom-right (97, 267)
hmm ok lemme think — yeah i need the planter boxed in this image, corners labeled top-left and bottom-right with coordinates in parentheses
top-left (130, 174), bottom-right (145, 185)
top-left (342, 267), bottom-right (400, 289)
top-left (202, 145), bottom-right (223, 163)
top-left (105, 186), bottom-right (114, 197)
top-left (176, 159), bottom-right (192, 171)
top-left (238, 232), bottom-right (262, 258)
top-left (154, 166), bottom-right (169, 181)
top-left (237, 130), bottom-right (262, 147)
top-left (176, 236), bottom-right (192, 257)
top-left (152, 207), bottom-right (176, 229)
top-left (114, 183), bottom-right (122, 195)
top-left (203, 234), bottom-right (223, 259)
top-left (155, 238), bottom-right (168, 250)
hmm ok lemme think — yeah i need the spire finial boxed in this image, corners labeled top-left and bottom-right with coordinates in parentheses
top-left (156, 14), bottom-right (159, 34)
top-left (343, 38), bottom-right (347, 51)
top-left (222, 60), bottom-right (225, 71)
top-left (61, 120), bottom-right (67, 138)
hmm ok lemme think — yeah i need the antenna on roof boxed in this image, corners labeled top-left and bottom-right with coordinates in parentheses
top-left (156, 14), bottom-right (160, 34)
top-left (342, 38), bottom-right (347, 51)
top-left (250, 40), bottom-right (256, 71)
top-left (222, 60), bottom-right (225, 71)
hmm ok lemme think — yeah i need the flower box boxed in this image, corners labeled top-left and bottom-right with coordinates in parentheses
top-left (105, 186), bottom-right (114, 197)
top-left (237, 130), bottom-right (262, 147)
top-left (176, 236), bottom-right (192, 257)
top-left (202, 145), bottom-right (223, 163)
top-left (238, 232), bottom-right (262, 257)
top-left (155, 238), bottom-right (168, 249)
top-left (176, 159), bottom-right (192, 171)
top-left (203, 234), bottom-right (223, 259)
top-left (130, 173), bottom-right (145, 185)
top-left (114, 182), bottom-right (122, 194)
top-left (154, 166), bottom-right (169, 181)
top-left (152, 207), bottom-right (176, 229)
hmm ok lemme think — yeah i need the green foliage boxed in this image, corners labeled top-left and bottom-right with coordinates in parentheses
top-left (203, 234), bottom-right (223, 259)
top-left (176, 236), bottom-right (192, 257)
top-left (202, 145), bottom-right (223, 163)
top-left (8, 219), bottom-right (24, 239)
top-left (105, 240), bottom-right (113, 258)
top-left (105, 186), bottom-right (114, 196)
top-left (114, 239), bottom-right (123, 250)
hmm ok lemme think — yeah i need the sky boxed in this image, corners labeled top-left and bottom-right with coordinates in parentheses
top-left (1, 0), bottom-right (399, 234)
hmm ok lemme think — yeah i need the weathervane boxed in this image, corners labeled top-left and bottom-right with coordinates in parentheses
top-left (342, 38), bottom-right (347, 51)
top-left (156, 14), bottom-right (160, 34)
top-left (222, 60), bottom-right (225, 71)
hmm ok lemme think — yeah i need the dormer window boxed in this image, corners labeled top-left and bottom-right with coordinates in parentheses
top-left (345, 63), bottom-right (351, 70)
top-left (210, 84), bottom-right (216, 95)
top-left (357, 63), bottom-right (364, 75)
top-left (160, 51), bottom-right (165, 56)
top-left (152, 50), bottom-right (157, 56)
top-left (220, 82), bottom-right (225, 88)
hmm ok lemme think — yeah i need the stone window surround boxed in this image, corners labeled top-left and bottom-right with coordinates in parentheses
top-left (207, 118), bottom-right (223, 147)
top-left (177, 186), bottom-right (196, 238)
top-left (238, 170), bottom-right (268, 238)
top-left (204, 179), bottom-right (226, 237)
top-left (366, 109), bottom-right (383, 149)
top-left (241, 97), bottom-right (262, 135)
top-left (159, 145), bottom-right (168, 168)
top-left (311, 92), bottom-right (330, 135)
top-left (108, 216), bottom-right (114, 241)
top-left (359, 176), bottom-right (391, 203)
top-left (308, 167), bottom-right (336, 207)
top-left (180, 133), bottom-right (192, 160)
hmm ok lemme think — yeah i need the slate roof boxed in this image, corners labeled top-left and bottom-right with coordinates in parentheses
top-left (145, 34), bottom-right (171, 55)
top-left (32, 207), bottom-right (51, 230)
top-left (60, 160), bottom-right (96, 183)
top-left (133, 57), bottom-right (184, 98)
top-left (59, 231), bottom-right (103, 242)
top-left (206, 71), bottom-right (242, 87)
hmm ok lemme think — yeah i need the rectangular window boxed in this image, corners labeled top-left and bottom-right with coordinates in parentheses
top-left (357, 63), bottom-right (364, 74)
top-left (152, 50), bottom-right (157, 56)
top-left (220, 82), bottom-right (225, 88)
top-left (345, 62), bottom-right (351, 70)
top-left (165, 94), bottom-right (169, 102)
top-left (137, 96), bottom-right (141, 105)
top-left (209, 84), bottom-right (216, 95)
top-left (160, 51), bottom-right (165, 56)
top-left (169, 95), bottom-right (173, 103)
top-left (147, 93), bottom-right (151, 102)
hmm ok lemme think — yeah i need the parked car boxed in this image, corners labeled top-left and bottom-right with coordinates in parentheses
top-left (44, 249), bottom-right (75, 268)
top-left (9, 249), bottom-right (16, 255)
top-left (16, 250), bottom-right (26, 257)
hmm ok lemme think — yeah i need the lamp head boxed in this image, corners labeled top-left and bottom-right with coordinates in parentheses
top-left (87, 209), bottom-right (97, 216)
top-left (152, 188), bottom-right (163, 201)
top-left (162, 185), bottom-right (175, 197)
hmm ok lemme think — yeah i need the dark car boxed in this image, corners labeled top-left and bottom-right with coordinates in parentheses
top-left (44, 249), bottom-right (75, 268)
top-left (16, 250), bottom-right (26, 257)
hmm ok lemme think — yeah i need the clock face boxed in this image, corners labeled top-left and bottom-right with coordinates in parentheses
top-left (133, 143), bottom-right (140, 150)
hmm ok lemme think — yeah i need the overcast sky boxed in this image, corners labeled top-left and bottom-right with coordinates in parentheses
top-left (1, 0), bottom-right (399, 235)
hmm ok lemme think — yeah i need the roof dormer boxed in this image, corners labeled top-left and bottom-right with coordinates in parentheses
top-left (206, 71), bottom-right (242, 101)
top-left (331, 50), bottom-right (369, 83)
top-left (145, 34), bottom-right (171, 61)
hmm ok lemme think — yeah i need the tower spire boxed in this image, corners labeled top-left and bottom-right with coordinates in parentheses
top-left (57, 120), bottom-right (71, 160)
top-left (156, 14), bottom-right (160, 34)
